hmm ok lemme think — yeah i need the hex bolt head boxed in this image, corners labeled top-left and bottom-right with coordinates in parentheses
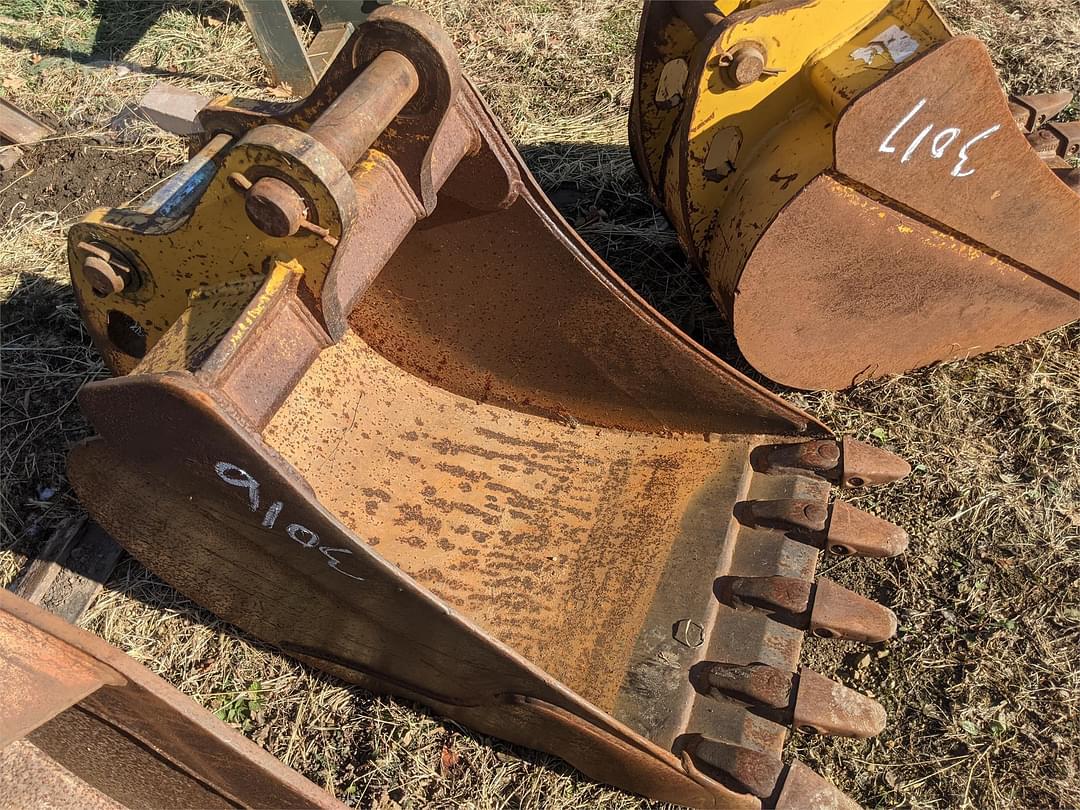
top-left (244, 176), bottom-right (307, 238)
top-left (82, 254), bottom-right (127, 296)
top-left (674, 618), bottom-right (705, 648)
top-left (727, 44), bottom-right (766, 87)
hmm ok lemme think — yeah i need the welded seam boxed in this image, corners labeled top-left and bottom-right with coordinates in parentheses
top-left (831, 169), bottom-right (1080, 299)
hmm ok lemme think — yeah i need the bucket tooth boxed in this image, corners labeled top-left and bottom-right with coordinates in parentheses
top-left (686, 738), bottom-right (784, 799)
top-left (1046, 120), bottom-right (1080, 158)
top-left (718, 576), bottom-right (897, 643)
top-left (824, 500), bottom-right (910, 558)
top-left (757, 439), bottom-right (841, 476)
top-left (809, 578), bottom-right (898, 643)
top-left (718, 575), bottom-right (813, 614)
top-left (792, 666), bottom-right (887, 738)
top-left (1009, 90), bottom-right (1074, 131)
top-left (776, 760), bottom-right (862, 810)
top-left (1052, 165), bottom-right (1080, 193)
top-left (700, 662), bottom-right (886, 739)
top-left (741, 498), bottom-right (829, 532)
top-left (1027, 121), bottom-right (1080, 158)
top-left (836, 438), bottom-right (911, 488)
top-left (702, 661), bottom-right (793, 709)
top-left (688, 738), bottom-right (869, 807)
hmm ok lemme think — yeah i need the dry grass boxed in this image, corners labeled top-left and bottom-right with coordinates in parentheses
top-left (2, 1), bottom-right (1078, 808)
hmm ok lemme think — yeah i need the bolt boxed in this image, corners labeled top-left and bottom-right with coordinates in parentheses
top-left (803, 502), bottom-right (828, 524)
top-left (726, 44), bottom-right (766, 87)
top-left (817, 441), bottom-right (841, 465)
top-left (244, 176), bottom-right (307, 238)
top-left (79, 243), bottom-right (137, 297)
top-left (673, 618), bottom-right (705, 648)
top-left (82, 255), bottom-right (126, 296)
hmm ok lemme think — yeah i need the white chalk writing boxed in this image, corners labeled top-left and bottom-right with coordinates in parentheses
top-left (214, 462), bottom-right (365, 582)
top-left (879, 98), bottom-right (1000, 177)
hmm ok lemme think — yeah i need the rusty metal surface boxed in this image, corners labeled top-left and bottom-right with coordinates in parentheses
top-left (631, 6), bottom-right (1078, 391)
top-left (308, 50), bottom-right (419, 168)
top-left (810, 578), bottom-right (898, 643)
top-left (1008, 90), bottom-right (1073, 132)
top-left (0, 590), bottom-right (345, 809)
top-left (0, 739), bottom-right (123, 810)
top-left (834, 38), bottom-right (1079, 293)
top-left (776, 759), bottom-right (861, 810)
top-left (792, 667), bottom-right (886, 738)
top-left (719, 576), bottom-right (813, 614)
top-left (742, 499), bottom-right (829, 532)
top-left (689, 737), bottom-right (783, 798)
top-left (825, 500), bottom-right (909, 558)
top-left (0, 608), bottom-right (117, 748)
top-left (704, 663), bottom-right (792, 709)
top-left (63, 7), bottom-right (919, 808)
top-left (735, 39), bottom-right (1079, 390)
top-left (735, 173), bottom-right (1078, 389)
top-left (1041, 120), bottom-right (1080, 158)
top-left (837, 438), bottom-right (912, 489)
top-left (353, 79), bottom-right (821, 438)
top-left (698, 662), bottom-right (885, 740)
top-left (757, 439), bottom-right (840, 475)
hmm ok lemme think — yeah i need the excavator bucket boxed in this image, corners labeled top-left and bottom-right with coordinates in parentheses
top-left (0, 589), bottom-right (343, 809)
top-left (66, 7), bottom-right (913, 807)
top-left (630, 0), bottom-right (1079, 390)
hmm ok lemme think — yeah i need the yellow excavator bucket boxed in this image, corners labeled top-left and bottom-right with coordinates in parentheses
top-left (65, 6), bottom-right (916, 807)
top-left (631, 0), bottom-right (1079, 389)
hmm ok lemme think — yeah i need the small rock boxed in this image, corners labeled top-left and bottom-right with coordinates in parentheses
top-left (856, 653), bottom-right (872, 669)
top-left (876, 648), bottom-right (890, 659)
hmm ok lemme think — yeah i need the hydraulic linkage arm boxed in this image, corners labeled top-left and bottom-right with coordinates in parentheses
top-left (68, 7), bottom-right (914, 807)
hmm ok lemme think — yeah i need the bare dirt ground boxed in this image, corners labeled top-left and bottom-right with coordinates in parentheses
top-left (1, 1), bottom-right (1078, 808)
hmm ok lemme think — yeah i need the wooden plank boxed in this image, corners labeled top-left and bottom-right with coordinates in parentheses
top-left (0, 97), bottom-right (53, 145)
top-left (237, 0), bottom-right (317, 95)
top-left (11, 517), bottom-right (124, 625)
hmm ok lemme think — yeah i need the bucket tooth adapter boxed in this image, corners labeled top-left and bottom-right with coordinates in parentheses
top-left (630, 0), bottom-right (1080, 390)
top-left (0, 590), bottom-right (344, 809)
top-left (67, 7), bottom-right (911, 807)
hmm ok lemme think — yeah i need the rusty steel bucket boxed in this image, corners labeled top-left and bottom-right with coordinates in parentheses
top-left (0, 589), bottom-right (343, 809)
top-left (66, 7), bottom-right (913, 807)
top-left (631, 0), bottom-right (1080, 390)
